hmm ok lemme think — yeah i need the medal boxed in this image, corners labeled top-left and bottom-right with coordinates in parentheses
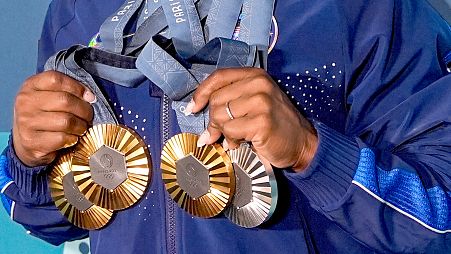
top-left (49, 154), bottom-right (114, 230)
top-left (71, 124), bottom-right (152, 210)
top-left (224, 144), bottom-right (278, 228)
top-left (161, 133), bottom-right (235, 218)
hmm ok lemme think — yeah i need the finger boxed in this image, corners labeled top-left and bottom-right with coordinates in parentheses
top-left (210, 93), bottom-right (272, 125)
top-left (27, 71), bottom-right (96, 103)
top-left (191, 67), bottom-right (266, 113)
top-left (222, 139), bottom-right (229, 151)
top-left (29, 112), bottom-right (88, 136)
top-left (207, 75), bottom-right (274, 107)
top-left (204, 95), bottom-right (252, 146)
top-left (209, 100), bottom-right (241, 128)
top-left (221, 114), bottom-right (270, 145)
top-left (206, 124), bottom-right (222, 144)
top-left (196, 125), bottom-right (222, 147)
top-left (205, 91), bottom-right (273, 147)
top-left (25, 131), bottom-right (79, 156)
top-left (200, 100), bottom-right (254, 147)
top-left (222, 138), bottom-right (240, 151)
top-left (37, 91), bottom-right (94, 122)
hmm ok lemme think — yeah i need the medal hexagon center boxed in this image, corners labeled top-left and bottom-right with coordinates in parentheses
top-left (89, 145), bottom-right (127, 190)
top-left (176, 154), bottom-right (210, 199)
top-left (62, 172), bottom-right (93, 211)
top-left (232, 163), bottom-right (253, 208)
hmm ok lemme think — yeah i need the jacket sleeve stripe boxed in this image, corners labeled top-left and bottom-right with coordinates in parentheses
top-left (1, 181), bottom-right (14, 194)
top-left (0, 153), bottom-right (14, 216)
top-left (0, 154), bottom-right (13, 190)
top-left (10, 201), bottom-right (15, 220)
top-left (353, 148), bottom-right (451, 233)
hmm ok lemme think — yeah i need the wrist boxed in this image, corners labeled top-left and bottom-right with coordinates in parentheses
top-left (292, 129), bottom-right (318, 172)
top-left (12, 132), bottom-right (34, 167)
top-left (12, 130), bottom-right (50, 168)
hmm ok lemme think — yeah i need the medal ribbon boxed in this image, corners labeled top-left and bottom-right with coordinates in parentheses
top-left (136, 0), bottom-right (275, 134)
top-left (45, 45), bottom-right (147, 125)
top-left (204, 0), bottom-right (244, 42)
top-left (125, 0), bottom-right (212, 55)
top-left (47, 0), bottom-right (275, 134)
top-left (43, 0), bottom-right (213, 126)
top-left (160, 0), bottom-right (205, 59)
top-left (136, 0), bottom-right (162, 28)
top-left (236, 0), bottom-right (275, 47)
top-left (97, 0), bottom-right (211, 56)
top-left (136, 36), bottom-right (258, 133)
top-left (99, 0), bottom-right (145, 53)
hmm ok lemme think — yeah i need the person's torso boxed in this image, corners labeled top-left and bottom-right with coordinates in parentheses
top-left (41, 0), bottom-right (372, 253)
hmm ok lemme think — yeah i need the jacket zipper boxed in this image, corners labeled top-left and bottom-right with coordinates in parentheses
top-left (162, 94), bottom-right (177, 254)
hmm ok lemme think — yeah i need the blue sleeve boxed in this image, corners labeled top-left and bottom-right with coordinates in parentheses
top-left (4, 0), bottom-right (127, 245)
top-left (4, 0), bottom-right (128, 244)
top-left (0, 137), bottom-right (88, 245)
top-left (285, 0), bottom-right (451, 252)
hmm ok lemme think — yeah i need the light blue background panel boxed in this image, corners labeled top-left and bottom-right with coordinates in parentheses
top-left (0, 1), bottom-right (51, 131)
top-left (0, 133), bottom-right (63, 254)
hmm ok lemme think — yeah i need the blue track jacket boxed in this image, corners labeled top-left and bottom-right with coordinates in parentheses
top-left (1, 0), bottom-right (451, 253)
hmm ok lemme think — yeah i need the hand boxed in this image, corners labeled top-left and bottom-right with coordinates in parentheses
top-left (186, 67), bottom-right (318, 172)
top-left (12, 71), bottom-right (96, 167)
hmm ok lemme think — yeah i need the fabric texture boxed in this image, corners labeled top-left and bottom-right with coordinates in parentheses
top-left (1, 0), bottom-right (451, 253)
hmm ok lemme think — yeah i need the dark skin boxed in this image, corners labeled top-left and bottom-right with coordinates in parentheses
top-left (187, 67), bottom-right (318, 172)
top-left (13, 68), bottom-right (317, 172)
top-left (13, 71), bottom-right (95, 167)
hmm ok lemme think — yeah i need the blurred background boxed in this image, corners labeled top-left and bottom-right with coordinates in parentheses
top-left (0, 1), bottom-right (449, 254)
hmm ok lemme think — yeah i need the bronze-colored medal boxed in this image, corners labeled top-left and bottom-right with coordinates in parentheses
top-left (161, 133), bottom-right (235, 218)
top-left (71, 124), bottom-right (152, 210)
top-left (49, 154), bottom-right (113, 230)
top-left (224, 144), bottom-right (278, 228)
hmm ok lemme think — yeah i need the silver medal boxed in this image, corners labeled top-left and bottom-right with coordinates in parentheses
top-left (224, 143), bottom-right (278, 228)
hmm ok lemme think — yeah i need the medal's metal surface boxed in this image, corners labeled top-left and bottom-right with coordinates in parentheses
top-left (49, 153), bottom-right (113, 230)
top-left (175, 154), bottom-right (210, 199)
top-left (62, 172), bottom-right (93, 211)
top-left (71, 124), bottom-right (152, 210)
top-left (89, 145), bottom-right (128, 190)
top-left (224, 144), bottom-right (278, 228)
top-left (161, 133), bottom-right (235, 218)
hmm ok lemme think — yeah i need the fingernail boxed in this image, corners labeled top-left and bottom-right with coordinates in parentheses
top-left (223, 139), bottom-right (229, 151)
top-left (83, 90), bottom-right (97, 104)
top-left (197, 130), bottom-right (210, 147)
top-left (184, 99), bottom-right (195, 116)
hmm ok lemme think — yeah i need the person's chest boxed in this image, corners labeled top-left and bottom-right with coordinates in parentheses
top-left (52, 0), bottom-right (349, 130)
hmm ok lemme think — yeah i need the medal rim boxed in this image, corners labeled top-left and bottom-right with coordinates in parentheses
top-left (71, 124), bottom-right (152, 210)
top-left (161, 133), bottom-right (236, 218)
top-left (224, 144), bottom-right (278, 228)
top-left (49, 153), bottom-right (114, 230)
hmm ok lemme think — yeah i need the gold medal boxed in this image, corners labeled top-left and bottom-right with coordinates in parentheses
top-left (161, 133), bottom-right (235, 218)
top-left (71, 124), bottom-right (152, 210)
top-left (224, 144), bottom-right (278, 228)
top-left (49, 153), bottom-right (114, 230)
